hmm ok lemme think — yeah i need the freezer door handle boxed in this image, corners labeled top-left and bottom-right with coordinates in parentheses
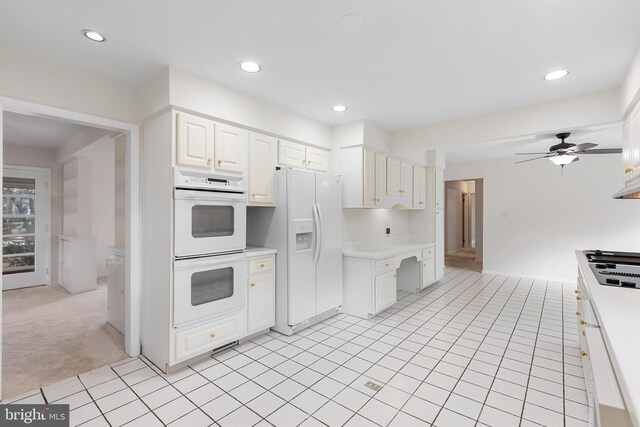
top-left (313, 203), bottom-right (322, 265)
top-left (316, 203), bottom-right (324, 265)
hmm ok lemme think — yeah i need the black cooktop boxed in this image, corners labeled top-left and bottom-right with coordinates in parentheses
top-left (584, 250), bottom-right (640, 266)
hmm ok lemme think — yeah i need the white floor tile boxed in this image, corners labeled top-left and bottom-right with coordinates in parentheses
top-left (313, 400), bottom-right (355, 426)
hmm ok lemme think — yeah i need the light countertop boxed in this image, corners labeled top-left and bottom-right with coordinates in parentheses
top-left (343, 239), bottom-right (434, 259)
top-left (576, 250), bottom-right (640, 427)
top-left (245, 246), bottom-right (277, 257)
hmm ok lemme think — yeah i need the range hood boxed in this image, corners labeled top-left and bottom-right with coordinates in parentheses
top-left (613, 179), bottom-right (640, 199)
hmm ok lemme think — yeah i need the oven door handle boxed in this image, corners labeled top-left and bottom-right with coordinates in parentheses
top-left (313, 203), bottom-right (322, 266)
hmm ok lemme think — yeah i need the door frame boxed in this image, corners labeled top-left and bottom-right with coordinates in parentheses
top-left (2, 165), bottom-right (52, 289)
top-left (0, 97), bottom-right (141, 401)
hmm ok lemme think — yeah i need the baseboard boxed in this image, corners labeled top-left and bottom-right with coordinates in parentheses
top-left (481, 269), bottom-right (576, 284)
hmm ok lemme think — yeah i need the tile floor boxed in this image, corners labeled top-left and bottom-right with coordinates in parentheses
top-left (5, 268), bottom-right (589, 427)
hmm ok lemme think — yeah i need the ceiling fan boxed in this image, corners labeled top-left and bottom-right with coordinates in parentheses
top-left (515, 132), bottom-right (622, 168)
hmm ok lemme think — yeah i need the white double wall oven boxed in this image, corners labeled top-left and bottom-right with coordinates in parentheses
top-left (172, 169), bottom-right (247, 329)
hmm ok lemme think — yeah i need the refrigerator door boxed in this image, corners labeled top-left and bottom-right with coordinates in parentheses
top-left (315, 173), bottom-right (343, 314)
top-left (287, 169), bottom-right (318, 325)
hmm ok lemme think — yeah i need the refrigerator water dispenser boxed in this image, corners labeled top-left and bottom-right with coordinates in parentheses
top-left (292, 219), bottom-right (314, 252)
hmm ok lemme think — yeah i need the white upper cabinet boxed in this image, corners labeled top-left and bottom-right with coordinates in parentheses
top-left (413, 166), bottom-right (427, 209)
top-left (278, 139), bottom-right (329, 172)
top-left (401, 162), bottom-right (413, 199)
top-left (387, 158), bottom-right (401, 196)
top-left (305, 146), bottom-right (329, 172)
top-left (214, 123), bottom-right (245, 174)
top-left (435, 168), bottom-right (444, 209)
top-left (374, 153), bottom-right (387, 205)
top-left (176, 112), bottom-right (214, 169)
top-left (248, 132), bottom-right (277, 206)
top-left (623, 105), bottom-right (640, 183)
top-left (278, 139), bottom-right (307, 168)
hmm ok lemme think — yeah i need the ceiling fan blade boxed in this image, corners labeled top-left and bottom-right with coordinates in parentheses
top-left (515, 152), bottom-right (550, 155)
top-left (514, 155), bottom-right (551, 164)
top-left (578, 148), bottom-right (622, 154)
top-left (568, 143), bottom-right (597, 152)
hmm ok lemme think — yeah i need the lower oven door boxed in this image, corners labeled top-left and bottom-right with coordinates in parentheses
top-left (174, 188), bottom-right (247, 258)
top-left (173, 253), bottom-right (247, 327)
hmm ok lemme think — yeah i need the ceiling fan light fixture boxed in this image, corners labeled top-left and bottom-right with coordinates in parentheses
top-left (544, 70), bottom-right (570, 81)
top-left (549, 154), bottom-right (577, 166)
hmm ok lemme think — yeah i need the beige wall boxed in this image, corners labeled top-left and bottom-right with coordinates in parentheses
top-left (3, 143), bottom-right (62, 282)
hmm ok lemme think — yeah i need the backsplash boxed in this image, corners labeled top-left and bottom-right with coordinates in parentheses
top-left (342, 208), bottom-right (411, 243)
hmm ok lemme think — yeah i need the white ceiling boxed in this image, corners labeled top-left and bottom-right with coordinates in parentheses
top-left (444, 125), bottom-right (623, 163)
top-left (0, 1), bottom-right (639, 131)
top-left (3, 112), bottom-right (98, 149)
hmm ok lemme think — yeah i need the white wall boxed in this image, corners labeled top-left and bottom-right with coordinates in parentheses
top-left (3, 143), bottom-right (62, 282)
top-left (91, 155), bottom-right (115, 278)
top-left (392, 88), bottom-right (621, 152)
top-left (343, 209), bottom-right (411, 244)
top-left (0, 47), bottom-right (138, 122)
top-left (445, 155), bottom-right (640, 282)
top-left (475, 179), bottom-right (484, 261)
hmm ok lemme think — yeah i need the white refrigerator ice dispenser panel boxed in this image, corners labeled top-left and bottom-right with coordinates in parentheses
top-left (292, 219), bottom-right (314, 252)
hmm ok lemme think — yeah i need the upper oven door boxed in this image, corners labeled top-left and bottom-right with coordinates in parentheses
top-left (174, 189), bottom-right (247, 258)
top-left (173, 253), bottom-right (247, 327)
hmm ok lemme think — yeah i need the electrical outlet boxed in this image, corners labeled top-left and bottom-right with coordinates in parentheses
top-left (386, 227), bottom-right (391, 235)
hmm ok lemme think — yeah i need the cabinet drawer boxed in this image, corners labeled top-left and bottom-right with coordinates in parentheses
top-left (422, 247), bottom-right (435, 259)
top-left (248, 256), bottom-right (273, 275)
top-left (375, 258), bottom-right (395, 273)
top-left (175, 315), bottom-right (242, 362)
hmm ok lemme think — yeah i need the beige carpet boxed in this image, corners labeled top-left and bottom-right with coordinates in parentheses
top-left (2, 281), bottom-right (127, 399)
top-left (445, 249), bottom-right (483, 272)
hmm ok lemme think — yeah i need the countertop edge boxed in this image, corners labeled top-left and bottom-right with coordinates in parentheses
top-left (245, 247), bottom-right (277, 257)
top-left (576, 250), bottom-right (640, 427)
top-left (343, 242), bottom-right (435, 259)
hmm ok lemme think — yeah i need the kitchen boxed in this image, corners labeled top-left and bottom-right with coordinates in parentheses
top-left (1, 2), bottom-right (640, 427)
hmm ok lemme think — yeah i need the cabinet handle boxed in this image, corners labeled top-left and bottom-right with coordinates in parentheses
top-left (217, 159), bottom-right (223, 165)
top-left (574, 290), bottom-right (579, 294)
top-left (576, 311), bottom-right (581, 316)
top-left (419, 202), bottom-right (424, 204)
top-left (210, 332), bottom-right (216, 338)
top-left (625, 167), bottom-right (633, 173)
top-left (207, 158), bottom-right (212, 166)
top-left (302, 160), bottom-right (306, 165)
top-left (308, 160), bottom-right (312, 164)
top-left (581, 351), bottom-right (588, 357)
top-left (580, 320), bottom-right (586, 325)
top-left (260, 263), bottom-right (265, 267)
top-left (250, 283), bottom-right (255, 287)
top-left (251, 193), bottom-right (256, 198)
top-left (372, 198), bottom-right (377, 202)
top-left (576, 296), bottom-right (582, 301)
top-left (393, 274), bottom-right (397, 277)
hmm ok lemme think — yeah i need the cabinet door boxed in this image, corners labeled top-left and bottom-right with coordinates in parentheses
top-left (374, 153), bottom-right (387, 205)
top-left (623, 119), bottom-right (633, 182)
top-left (305, 146), bottom-right (329, 172)
top-left (214, 123), bottom-right (245, 173)
top-left (401, 162), bottom-right (413, 199)
top-left (374, 270), bottom-right (397, 313)
top-left (248, 133), bottom-right (276, 205)
top-left (413, 166), bottom-right (427, 208)
top-left (247, 273), bottom-right (275, 334)
top-left (387, 157), bottom-right (401, 196)
top-left (176, 112), bottom-right (214, 169)
top-left (278, 140), bottom-right (306, 168)
top-left (421, 258), bottom-right (436, 288)
top-left (62, 240), bottom-right (73, 286)
top-left (363, 149), bottom-right (376, 207)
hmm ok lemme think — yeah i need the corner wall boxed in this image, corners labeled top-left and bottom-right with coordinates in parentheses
top-left (445, 155), bottom-right (640, 282)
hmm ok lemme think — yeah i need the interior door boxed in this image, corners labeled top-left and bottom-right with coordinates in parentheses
top-left (286, 169), bottom-right (317, 325)
top-left (315, 173), bottom-right (343, 314)
top-left (2, 166), bottom-right (50, 290)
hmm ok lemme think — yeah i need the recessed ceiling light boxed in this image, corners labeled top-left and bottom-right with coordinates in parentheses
top-left (240, 61), bottom-right (261, 73)
top-left (544, 70), bottom-right (570, 81)
top-left (332, 105), bottom-right (347, 112)
top-left (82, 29), bottom-right (106, 42)
top-left (340, 14), bottom-right (363, 30)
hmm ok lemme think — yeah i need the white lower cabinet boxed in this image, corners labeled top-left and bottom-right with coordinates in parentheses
top-left (421, 257), bottom-right (436, 289)
top-left (175, 313), bottom-right (244, 362)
top-left (374, 270), bottom-right (397, 313)
top-left (247, 254), bottom-right (276, 335)
top-left (58, 235), bottom-right (97, 294)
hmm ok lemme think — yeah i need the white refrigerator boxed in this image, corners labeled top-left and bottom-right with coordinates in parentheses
top-left (247, 168), bottom-right (343, 335)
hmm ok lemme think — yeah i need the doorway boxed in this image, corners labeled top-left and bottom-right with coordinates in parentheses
top-left (0, 98), bottom-right (141, 402)
top-left (444, 179), bottom-right (483, 272)
top-left (3, 166), bottom-right (50, 290)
